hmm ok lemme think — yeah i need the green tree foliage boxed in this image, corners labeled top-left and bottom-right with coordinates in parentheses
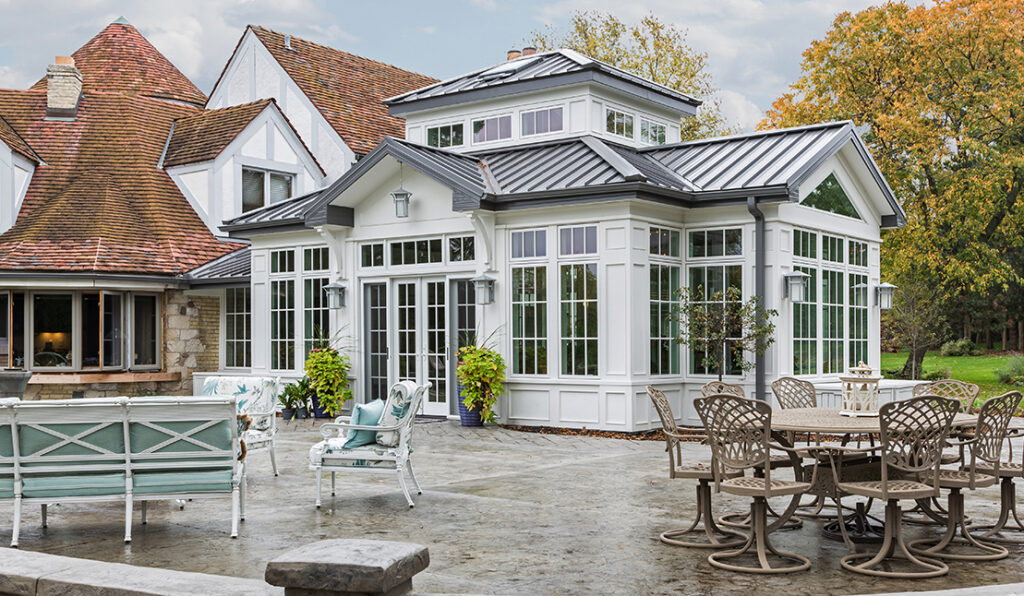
top-left (527, 11), bottom-right (735, 140)
top-left (763, 0), bottom-right (1024, 350)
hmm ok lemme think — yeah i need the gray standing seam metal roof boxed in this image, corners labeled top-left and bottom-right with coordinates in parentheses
top-left (186, 246), bottom-right (250, 284)
top-left (220, 121), bottom-right (905, 234)
top-left (384, 49), bottom-right (700, 110)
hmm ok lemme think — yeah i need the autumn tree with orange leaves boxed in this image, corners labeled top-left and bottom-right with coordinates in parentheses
top-left (763, 0), bottom-right (1024, 373)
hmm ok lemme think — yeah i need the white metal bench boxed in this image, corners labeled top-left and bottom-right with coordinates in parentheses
top-left (0, 396), bottom-right (243, 546)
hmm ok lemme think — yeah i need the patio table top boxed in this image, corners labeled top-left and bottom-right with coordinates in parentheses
top-left (771, 408), bottom-right (979, 434)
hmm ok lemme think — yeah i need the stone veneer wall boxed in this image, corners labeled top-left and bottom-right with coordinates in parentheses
top-left (24, 290), bottom-right (221, 400)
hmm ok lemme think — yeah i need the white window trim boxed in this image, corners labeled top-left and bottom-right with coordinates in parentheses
top-left (519, 105), bottom-right (565, 138)
top-left (222, 287), bottom-right (251, 371)
top-left (470, 113), bottom-right (513, 146)
top-left (509, 227), bottom-right (549, 262)
top-left (240, 164), bottom-right (298, 215)
top-left (640, 118), bottom-right (668, 146)
top-left (604, 106), bottom-right (635, 140)
top-left (425, 122), bottom-right (465, 149)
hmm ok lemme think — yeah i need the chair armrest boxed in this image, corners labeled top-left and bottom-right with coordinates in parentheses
top-left (319, 422), bottom-right (403, 439)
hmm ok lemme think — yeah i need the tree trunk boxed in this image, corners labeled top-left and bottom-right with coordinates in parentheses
top-left (1003, 325), bottom-right (1009, 352)
top-left (900, 344), bottom-right (927, 380)
top-left (986, 325), bottom-right (993, 350)
top-left (1019, 320), bottom-right (1023, 352)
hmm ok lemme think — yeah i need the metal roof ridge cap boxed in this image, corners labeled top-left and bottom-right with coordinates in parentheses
top-left (636, 150), bottom-right (703, 192)
top-left (580, 136), bottom-right (646, 182)
top-left (477, 159), bottom-right (502, 195)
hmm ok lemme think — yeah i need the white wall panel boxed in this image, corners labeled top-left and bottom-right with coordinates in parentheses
top-left (559, 391), bottom-right (600, 424)
top-left (508, 389), bottom-right (549, 421)
top-left (606, 392), bottom-right (626, 425)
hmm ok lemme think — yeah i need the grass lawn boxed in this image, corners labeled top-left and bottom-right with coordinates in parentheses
top-left (881, 351), bottom-right (1020, 397)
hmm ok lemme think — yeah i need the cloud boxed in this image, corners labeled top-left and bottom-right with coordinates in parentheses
top-left (419, 25), bottom-right (438, 35)
top-left (469, 0), bottom-right (498, 11)
top-left (715, 89), bottom-right (765, 132)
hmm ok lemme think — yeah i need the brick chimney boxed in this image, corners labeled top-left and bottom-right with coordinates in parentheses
top-left (507, 48), bottom-right (521, 61)
top-left (522, 47), bottom-right (536, 56)
top-left (46, 56), bottom-right (82, 119)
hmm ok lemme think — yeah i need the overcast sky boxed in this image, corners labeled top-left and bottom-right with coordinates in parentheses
top-left (0, 0), bottom-right (896, 131)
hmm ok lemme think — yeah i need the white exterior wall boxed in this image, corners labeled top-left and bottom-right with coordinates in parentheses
top-left (167, 108), bottom-right (324, 235)
top-left (0, 143), bottom-right (35, 234)
top-left (403, 83), bottom-right (682, 152)
top-left (206, 29), bottom-right (355, 179)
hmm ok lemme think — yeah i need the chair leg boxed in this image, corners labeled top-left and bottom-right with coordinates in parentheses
top-left (841, 500), bottom-right (948, 578)
top-left (230, 486), bottom-right (239, 539)
top-left (11, 496), bottom-right (21, 548)
top-left (396, 465), bottom-right (414, 508)
top-left (240, 476), bottom-right (246, 522)
top-left (908, 489), bottom-right (1007, 561)
top-left (315, 468), bottom-right (323, 509)
top-left (269, 442), bottom-right (278, 477)
top-left (142, 501), bottom-right (148, 525)
top-left (406, 460), bottom-right (422, 495)
top-left (40, 504), bottom-right (47, 528)
top-left (661, 479), bottom-right (745, 549)
top-left (969, 477), bottom-right (1024, 544)
top-left (707, 497), bottom-right (810, 574)
top-left (124, 494), bottom-right (132, 543)
top-left (331, 472), bottom-right (336, 497)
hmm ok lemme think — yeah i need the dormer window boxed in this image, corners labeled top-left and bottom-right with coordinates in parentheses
top-left (640, 119), bottom-right (667, 146)
top-left (605, 108), bottom-right (634, 139)
top-left (472, 115), bottom-right (512, 144)
top-left (242, 167), bottom-right (294, 213)
top-left (521, 107), bottom-right (563, 137)
top-left (426, 123), bottom-right (464, 148)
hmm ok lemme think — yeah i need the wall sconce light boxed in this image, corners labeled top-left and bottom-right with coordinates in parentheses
top-left (391, 161), bottom-right (411, 218)
top-left (783, 271), bottom-right (810, 303)
top-left (323, 281), bottom-right (346, 309)
top-left (875, 282), bottom-right (897, 310)
top-left (472, 274), bottom-right (495, 305)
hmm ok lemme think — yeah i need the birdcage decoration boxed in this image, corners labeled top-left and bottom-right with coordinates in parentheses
top-left (839, 361), bottom-right (882, 417)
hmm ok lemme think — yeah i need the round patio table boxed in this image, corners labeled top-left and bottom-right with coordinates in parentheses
top-left (770, 408), bottom-right (980, 543)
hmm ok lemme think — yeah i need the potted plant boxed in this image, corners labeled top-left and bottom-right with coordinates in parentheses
top-left (278, 389), bottom-right (296, 420)
top-left (305, 347), bottom-right (354, 418)
top-left (278, 378), bottom-right (312, 420)
top-left (455, 344), bottom-right (506, 426)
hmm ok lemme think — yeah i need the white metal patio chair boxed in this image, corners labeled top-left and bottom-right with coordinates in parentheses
top-left (309, 381), bottom-right (429, 508)
top-left (201, 376), bottom-right (281, 476)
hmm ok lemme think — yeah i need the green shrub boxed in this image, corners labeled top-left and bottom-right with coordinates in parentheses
top-left (940, 338), bottom-right (976, 357)
top-left (996, 356), bottom-right (1024, 387)
top-left (923, 367), bottom-right (952, 381)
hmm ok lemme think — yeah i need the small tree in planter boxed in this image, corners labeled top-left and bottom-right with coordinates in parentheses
top-left (673, 286), bottom-right (777, 383)
top-left (279, 377), bottom-right (312, 420)
top-left (304, 347), bottom-right (353, 417)
top-left (455, 345), bottom-right (506, 426)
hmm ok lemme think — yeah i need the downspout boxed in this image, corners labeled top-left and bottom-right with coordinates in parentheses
top-left (746, 196), bottom-right (767, 401)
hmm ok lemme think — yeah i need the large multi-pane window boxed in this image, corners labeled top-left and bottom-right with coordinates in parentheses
top-left (560, 263), bottom-right (598, 376)
top-left (792, 229), bottom-right (871, 375)
top-left (688, 265), bottom-right (743, 375)
top-left (303, 246), bottom-right (330, 357)
top-left (511, 266), bottom-right (547, 375)
top-left (270, 248), bottom-right (296, 371)
top-left (650, 265), bottom-right (680, 375)
top-left (225, 287), bottom-right (251, 368)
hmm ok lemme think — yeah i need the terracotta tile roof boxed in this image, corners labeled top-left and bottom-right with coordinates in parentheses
top-left (0, 115), bottom-right (39, 163)
top-left (163, 99), bottom-right (273, 168)
top-left (30, 20), bottom-right (206, 106)
top-left (0, 89), bottom-right (244, 275)
top-left (247, 26), bottom-right (437, 156)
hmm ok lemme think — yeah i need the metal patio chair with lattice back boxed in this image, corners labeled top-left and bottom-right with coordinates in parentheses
top-left (908, 391), bottom-right (1022, 562)
top-left (831, 395), bottom-right (959, 578)
top-left (699, 381), bottom-right (745, 398)
top-left (913, 379), bottom-right (980, 413)
top-left (645, 386), bottom-right (744, 549)
top-left (694, 394), bottom-right (819, 574)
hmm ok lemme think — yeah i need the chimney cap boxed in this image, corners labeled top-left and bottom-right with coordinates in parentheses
top-left (507, 48), bottom-right (522, 61)
top-left (522, 47), bottom-right (537, 56)
top-left (54, 56), bottom-right (75, 67)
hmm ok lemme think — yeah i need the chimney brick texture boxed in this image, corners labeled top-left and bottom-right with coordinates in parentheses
top-left (47, 60), bottom-right (82, 116)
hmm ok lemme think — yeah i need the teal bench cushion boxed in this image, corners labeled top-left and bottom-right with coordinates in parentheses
top-left (0, 475), bottom-right (13, 499)
top-left (21, 472), bottom-right (126, 498)
top-left (342, 399), bottom-right (386, 449)
top-left (133, 469), bottom-right (233, 495)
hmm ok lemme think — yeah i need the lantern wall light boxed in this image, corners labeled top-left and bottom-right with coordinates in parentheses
top-left (391, 161), bottom-right (411, 218)
top-left (783, 270), bottom-right (810, 303)
top-left (875, 282), bottom-right (897, 310)
top-left (323, 281), bottom-right (346, 309)
top-left (472, 274), bottom-right (495, 305)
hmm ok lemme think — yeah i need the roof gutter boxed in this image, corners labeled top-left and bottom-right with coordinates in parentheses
top-left (746, 196), bottom-right (767, 402)
top-left (0, 271), bottom-right (189, 288)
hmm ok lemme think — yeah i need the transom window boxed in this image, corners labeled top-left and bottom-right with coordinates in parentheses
top-left (361, 243), bottom-right (384, 268)
top-left (449, 236), bottom-right (475, 262)
top-left (605, 108), bottom-right (634, 138)
top-left (391, 238), bottom-right (443, 266)
top-left (426, 123), bottom-right (464, 148)
top-left (511, 229), bottom-right (547, 259)
top-left (472, 115), bottom-right (511, 143)
top-left (848, 240), bottom-right (868, 267)
top-left (559, 225), bottom-right (597, 256)
top-left (794, 229), bottom-right (817, 259)
top-left (649, 227), bottom-right (680, 257)
top-left (521, 107), bottom-right (563, 137)
top-left (242, 167), bottom-right (294, 213)
top-left (640, 119), bottom-right (667, 145)
top-left (803, 173), bottom-right (861, 219)
top-left (689, 228), bottom-right (742, 258)
top-left (304, 247), bottom-right (329, 271)
top-left (270, 249), bottom-right (295, 274)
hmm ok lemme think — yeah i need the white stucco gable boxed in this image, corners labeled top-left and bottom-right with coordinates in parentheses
top-left (207, 27), bottom-right (356, 179)
top-left (0, 141), bottom-right (36, 234)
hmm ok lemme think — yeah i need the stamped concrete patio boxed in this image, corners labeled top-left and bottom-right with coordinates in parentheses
top-left (2, 419), bottom-right (1024, 595)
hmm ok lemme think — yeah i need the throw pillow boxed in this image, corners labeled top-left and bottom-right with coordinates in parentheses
top-left (341, 399), bottom-right (387, 449)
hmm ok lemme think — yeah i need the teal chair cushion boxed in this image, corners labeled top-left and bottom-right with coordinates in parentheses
top-left (133, 469), bottom-right (233, 495)
top-left (21, 472), bottom-right (126, 498)
top-left (342, 399), bottom-right (387, 449)
top-left (0, 475), bottom-right (13, 499)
